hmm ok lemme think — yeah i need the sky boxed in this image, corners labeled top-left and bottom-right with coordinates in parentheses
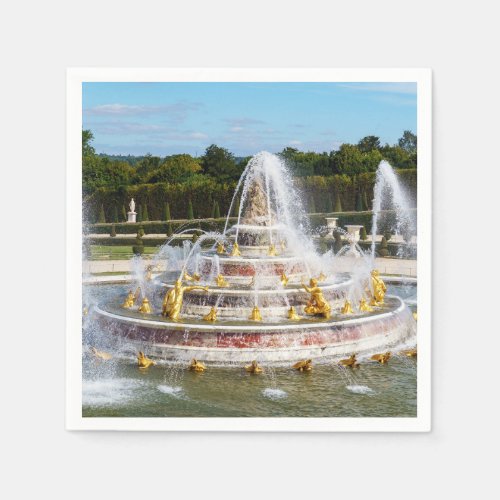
top-left (82, 82), bottom-right (417, 157)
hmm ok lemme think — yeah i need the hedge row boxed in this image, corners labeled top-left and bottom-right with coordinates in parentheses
top-left (84, 169), bottom-right (417, 223)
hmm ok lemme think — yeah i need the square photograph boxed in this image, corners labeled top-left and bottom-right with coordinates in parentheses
top-left (68, 69), bottom-right (431, 430)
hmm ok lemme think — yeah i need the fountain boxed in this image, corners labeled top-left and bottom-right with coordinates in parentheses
top-left (90, 152), bottom-right (416, 364)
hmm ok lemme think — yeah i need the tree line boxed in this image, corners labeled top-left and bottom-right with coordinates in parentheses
top-left (82, 130), bottom-right (417, 196)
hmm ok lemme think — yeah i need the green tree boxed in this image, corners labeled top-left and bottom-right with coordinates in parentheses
top-left (211, 200), bottom-right (217, 218)
top-left (163, 202), bottom-right (171, 221)
top-left (325, 194), bottom-right (333, 213)
top-left (359, 226), bottom-right (368, 241)
top-left (166, 222), bottom-right (173, 236)
top-left (132, 234), bottom-right (144, 255)
top-left (137, 225), bottom-right (145, 237)
top-left (357, 135), bottom-right (381, 153)
top-left (98, 204), bottom-right (106, 223)
top-left (201, 145), bottom-right (241, 182)
top-left (110, 223), bottom-right (117, 237)
top-left (112, 205), bottom-right (118, 223)
top-left (355, 191), bottom-right (363, 211)
top-left (334, 193), bottom-right (343, 212)
top-left (309, 195), bottom-right (316, 213)
top-left (214, 201), bottom-right (221, 219)
top-left (398, 130), bottom-right (417, 154)
top-left (146, 154), bottom-right (201, 184)
top-left (331, 144), bottom-right (364, 175)
top-left (137, 205), bottom-right (143, 223)
top-left (142, 204), bottom-right (149, 222)
top-left (187, 199), bottom-right (194, 219)
top-left (121, 205), bottom-right (127, 222)
top-left (363, 191), bottom-right (370, 211)
top-left (82, 130), bottom-right (95, 157)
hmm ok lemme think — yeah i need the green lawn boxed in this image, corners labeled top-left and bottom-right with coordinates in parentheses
top-left (89, 245), bottom-right (159, 260)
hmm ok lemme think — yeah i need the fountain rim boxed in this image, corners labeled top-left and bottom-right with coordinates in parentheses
top-left (94, 295), bottom-right (405, 332)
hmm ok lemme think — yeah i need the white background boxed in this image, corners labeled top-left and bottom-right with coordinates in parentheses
top-left (2, 1), bottom-right (498, 498)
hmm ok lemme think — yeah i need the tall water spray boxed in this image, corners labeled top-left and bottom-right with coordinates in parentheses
top-left (371, 160), bottom-right (415, 259)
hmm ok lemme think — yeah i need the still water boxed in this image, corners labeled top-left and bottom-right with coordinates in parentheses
top-left (82, 283), bottom-right (417, 418)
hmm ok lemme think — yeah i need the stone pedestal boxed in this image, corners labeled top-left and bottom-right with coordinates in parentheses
top-left (325, 217), bottom-right (339, 236)
top-left (345, 225), bottom-right (363, 242)
top-left (127, 211), bottom-right (137, 223)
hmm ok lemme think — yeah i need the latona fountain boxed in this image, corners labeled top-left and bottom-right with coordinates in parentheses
top-left (91, 152), bottom-right (416, 364)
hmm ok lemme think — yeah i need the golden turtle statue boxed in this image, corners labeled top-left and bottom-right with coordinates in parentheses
top-left (293, 359), bottom-right (312, 372)
top-left (202, 307), bottom-right (218, 322)
top-left (245, 360), bottom-right (263, 374)
top-left (137, 351), bottom-right (155, 368)
top-left (371, 352), bottom-right (392, 364)
top-left (339, 354), bottom-right (359, 368)
top-left (189, 359), bottom-right (206, 372)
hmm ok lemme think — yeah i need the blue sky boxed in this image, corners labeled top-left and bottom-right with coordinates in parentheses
top-left (82, 82), bottom-right (416, 156)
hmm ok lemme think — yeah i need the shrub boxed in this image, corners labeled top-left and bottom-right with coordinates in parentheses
top-left (360, 226), bottom-right (367, 241)
top-left (334, 194), bottom-right (343, 212)
top-left (214, 201), bottom-right (220, 219)
top-left (110, 223), bottom-right (116, 237)
top-left (121, 205), bottom-right (127, 222)
top-left (187, 199), bottom-right (194, 219)
top-left (167, 222), bottom-right (173, 236)
top-left (363, 190), bottom-right (370, 211)
top-left (132, 235), bottom-right (144, 255)
top-left (98, 204), bottom-right (106, 223)
top-left (137, 204), bottom-right (143, 223)
top-left (142, 204), bottom-right (149, 221)
top-left (355, 192), bottom-right (363, 212)
top-left (163, 202), bottom-right (171, 221)
top-left (378, 236), bottom-right (389, 257)
top-left (211, 200), bottom-right (216, 218)
top-left (137, 225), bottom-right (145, 238)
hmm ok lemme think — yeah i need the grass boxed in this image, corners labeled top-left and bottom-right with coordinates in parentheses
top-left (89, 245), bottom-right (159, 260)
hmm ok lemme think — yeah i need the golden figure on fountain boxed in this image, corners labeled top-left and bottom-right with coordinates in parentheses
top-left (268, 244), bottom-right (278, 256)
top-left (203, 307), bottom-right (218, 322)
top-left (341, 299), bottom-right (353, 314)
top-left (249, 306), bottom-right (263, 321)
top-left (245, 360), bottom-right (263, 374)
top-left (359, 297), bottom-right (374, 312)
top-left (370, 269), bottom-right (387, 305)
top-left (293, 359), bottom-right (312, 372)
top-left (162, 279), bottom-right (209, 320)
top-left (137, 351), bottom-right (155, 368)
top-left (189, 359), bottom-right (206, 372)
top-left (280, 273), bottom-right (289, 286)
top-left (122, 288), bottom-right (140, 309)
top-left (339, 354), bottom-right (359, 368)
top-left (215, 274), bottom-right (229, 287)
top-left (216, 242), bottom-right (226, 254)
top-left (302, 278), bottom-right (332, 319)
top-left (230, 242), bottom-right (241, 257)
top-left (138, 297), bottom-right (152, 314)
top-left (183, 272), bottom-right (201, 282)
top-left (287, 306), bottom-right (301, 320)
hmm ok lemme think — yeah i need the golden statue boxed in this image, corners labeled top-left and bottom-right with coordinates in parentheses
top-left (302, 278), bottom-right (332, 319)
top-left (183, 272), bottom-right (201, 282)
top-left (359, 297), bottom-right (373, 312)
top-left (245, 360), bottom-right (263, 374)
top-left (189, 359), bottom-right (206, 372)
top-left (341, 299), bottom-right (353, 314)
top-left (293, 359), bottom-right (312, 372)
top-left (230, 242), bottom-right (241, 257)
top-left (280, 273), bottom-right (289, 286)
top-left (137, 351), bottom-right (155, 368)
top-left (249, 306), bottom-right (263, 321)
top-left (401, 348), bottom-right (417, 358)
top-left (122, 290), bottom-right (136, 309)
top-left (339, 354), bottom-right (359, 368)
top-left (216, 242), bottom-right (226, 254)
top-left (162, 279), bottom-right (209, 320)
top-left (287, 306), bottom-right (301, 320)
top-left (268, 244), bottom-right (278, 256)
top-left (90, 346), bottom-right (112, 361)
top-left (82, 306), bottom-right (89, 316)
top-left (215, 274), bottom-right (229, 287)
top-left (371, 352), bottom-right (391, 364)
top-left (413, 311), bottom-right (418, 321)
top-left (138, 297), bottom-right (152, 314)
top-left (371, 269), bottom-right (387, 305)
top-left (202, 307), bottom-right (218, 322)
top-left (317, 272), bottom-right (327, 282)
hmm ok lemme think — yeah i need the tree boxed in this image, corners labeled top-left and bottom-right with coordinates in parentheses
top-left (132, 234), bottom-right (144, 255)
top-left (187, 199), bottom-right (194, 220)
top-left (137, 225), bottom-right (145, 237)
top-left (360, 226), bottom-right (368, 241)
top-left (355, 191), bottom-right (364, 211)
top-left (309, 195), bottom-right (316, 213)
top-left (137, 205), bottom-right (143, 223)
top-left (362, 191), bottom-right (370, 211)
top-left (163, 202), bottom-right (171, 221)
top-left (112, 205), bottom-right (118, 223)
top-left (98, 204), bottom-right (106, 223)
top-left (82, 130), bottom-right (95, 157)
top-left (121, 205), bottom-right (127, 222)
top-left (166, 223), bottom-right (173, 236)
top-left (357, 135), bottom-right (381, 153)
top-left (334, 193), bottom-right (343, 212)
top-left (325, 194), bottom-right (333, 213)
top-left (145, 154), bottom-right (201, 184)
top-left (142, 204), bottom-right (149, 222)
top-left (201, 145), bottom-right (241, 183)
top-left (211, 200), bottom-right (216, 218)
top-left (214, 201), bottom-right (220, 219)
top-left (331, 144), bottom-right (364, 175)
top-left (398, 130), bottom-right (417, 154)
top-left (110, 223), bottom-right (117, 237)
